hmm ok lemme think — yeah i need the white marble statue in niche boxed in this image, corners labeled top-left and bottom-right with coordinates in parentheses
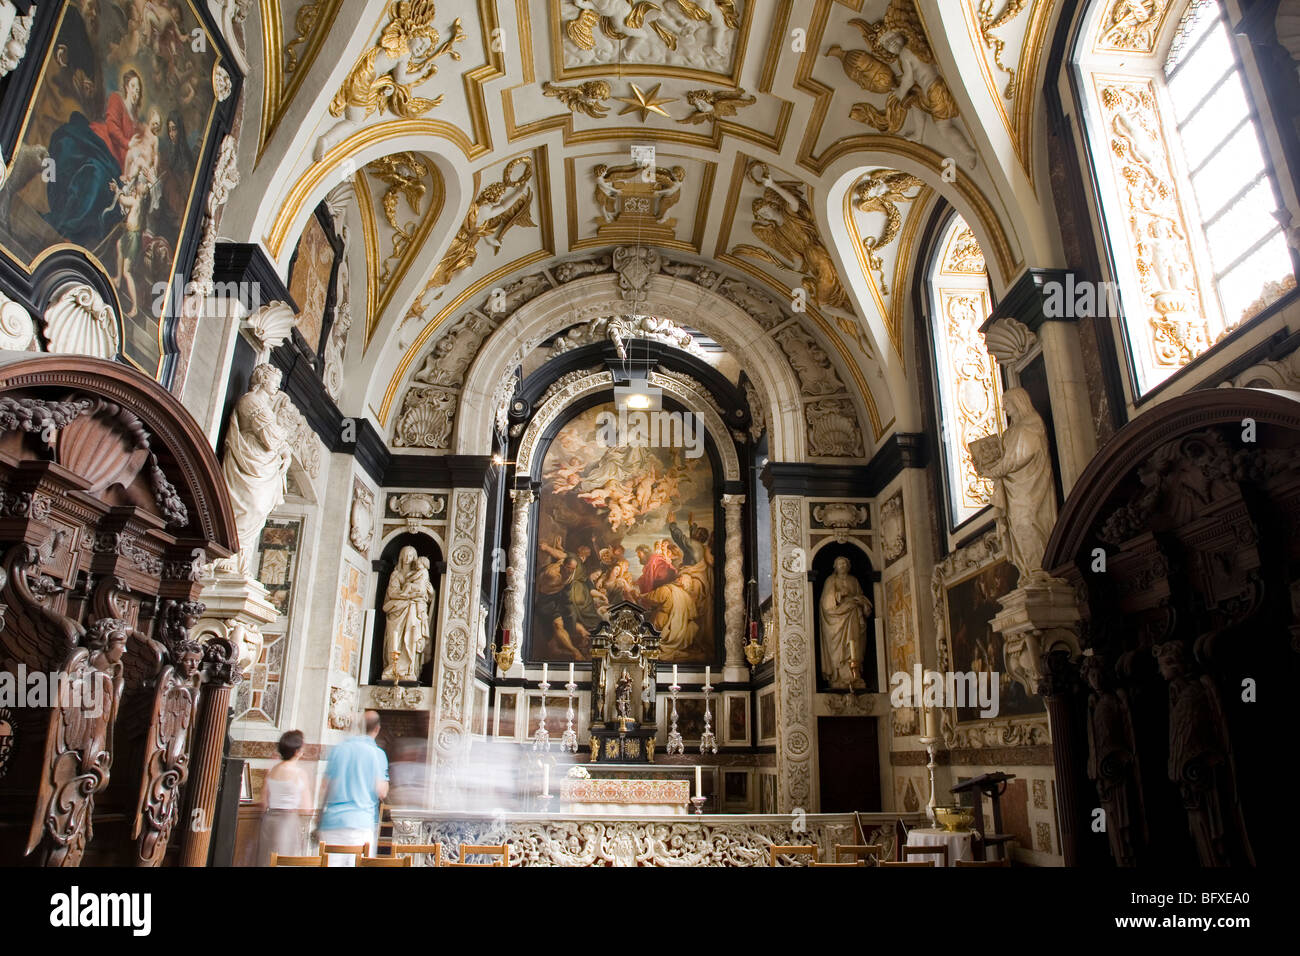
top-left (220, 364), bottom-right (292, 576)
top-left (382, 546), bottom-right (435, 682)
top-left (819, 556), bottom-right (872, 689)
top-left (970, 388), bottom-right (1057, 582)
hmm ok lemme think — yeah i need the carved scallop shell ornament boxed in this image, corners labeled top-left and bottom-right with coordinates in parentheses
top-left (42, 283), bottom-right (120, 359)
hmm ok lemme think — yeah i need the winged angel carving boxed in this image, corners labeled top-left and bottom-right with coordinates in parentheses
top-left (429, 157), bottom-right (536, 290)
top-left (315, 0), bottom-right (466, 159)
top-left (680, 88), bottom-right (756, 124)
top-left (827, 0), bottom-right (978, 169)
top-left (852, 169), bottom-right (927, 295)
top-left (732, 162), bottom-right (852, 312)
top-left (27, 619), bottom-right (129, 867)
top-left (562, 0), bottom-right (741, 71)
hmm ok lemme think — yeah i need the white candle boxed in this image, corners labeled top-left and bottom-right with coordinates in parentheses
top-left (542, 762), bottom-right (550, 797)
top-left (695, 765), bottom-right (703, 798)
top-left (924, 707), bottom-right (938, 739)
top-left (705, 666), bottom-right (710, 687)
top-left (542, 662), bottom-right (548, 685)
top-left (569, 661), bottom-right (575, 684)
top-left (673, 664), bottom-right (678, 684)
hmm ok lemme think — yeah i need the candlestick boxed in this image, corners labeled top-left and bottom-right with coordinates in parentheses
top-left (560, 676), bottom-right (578, 753)
top-left (666, 679), bottom-right (683, 754)
top-left (699, 679), bottom-right (717, 754)
top-left (924, 706), bottom-right (938, 740)
top-left (532, 675), bottom-right (552, 751)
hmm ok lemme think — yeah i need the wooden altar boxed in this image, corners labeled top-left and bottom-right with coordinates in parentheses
top-left (587, 604), bottom-right (661, 763)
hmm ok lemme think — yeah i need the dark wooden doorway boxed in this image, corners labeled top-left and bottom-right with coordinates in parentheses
top-left (817, 716), bottom-right (881, 812)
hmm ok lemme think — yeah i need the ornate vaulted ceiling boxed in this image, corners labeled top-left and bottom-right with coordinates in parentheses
top-left (223, 0), bottom-right (1074, 456)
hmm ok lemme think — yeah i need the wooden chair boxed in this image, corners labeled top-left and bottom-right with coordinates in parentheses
top-left (902, 844), bottom-right (948, 867)
top-left (879, 860), bottom-right (935, 867)
top-left (320, 843), bottom-right (368, 866)
top-left (358, 855), bottom-right (412, 867)
top-left (954, 858), bottom-right (1011, 867)
top-left (769, 844), bottom-right (818, 866)
top-left (894, 817), bottom-right (910, 860)
top-left (457, 843), bottom-right (510, 866)
top-left (835, 844), bottom-right (883, 864)
top-left (270, 853), bottom-right (325, 867)
top-left (392, 843), bottom-right (443, 867)
top-left (810, 860), bottom-right (866, 867)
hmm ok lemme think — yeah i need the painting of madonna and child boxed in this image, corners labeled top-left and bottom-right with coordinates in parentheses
top-left (529, 402), bottom-right (719, 664)
top-left (0, 0), bottom-right (223, 375)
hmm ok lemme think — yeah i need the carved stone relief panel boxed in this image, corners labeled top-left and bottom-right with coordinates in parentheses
top-left (772, 495), bottom-right (816, 812)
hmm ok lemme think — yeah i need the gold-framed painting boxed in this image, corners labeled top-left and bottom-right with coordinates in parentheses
top-left (0, 0), bottom-right (241, 381)
top-left (528, 400), bottom-right (721, 664)
top-left (932, 531), bottom-right (1047, 747)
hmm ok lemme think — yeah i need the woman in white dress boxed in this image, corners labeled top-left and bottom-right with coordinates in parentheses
top-left (258, 730), bottom-right (313, 864)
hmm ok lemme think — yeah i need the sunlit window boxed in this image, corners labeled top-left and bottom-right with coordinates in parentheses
top-left (928, 215), bottom-right (1000, 528)
top-left (1074, 0), bottom-right (1297, 395)
top-left (1164, 1), bottom-right (1294, 327)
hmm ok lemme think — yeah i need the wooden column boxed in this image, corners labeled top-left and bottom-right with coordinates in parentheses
top-left (1039, 649), bottom-right (1085, 867)
top-left (179, 637), bottom-right (241, 867)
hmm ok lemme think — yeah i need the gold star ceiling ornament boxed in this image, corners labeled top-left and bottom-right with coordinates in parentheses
top-left (614, 82), bottom-right (677, 122)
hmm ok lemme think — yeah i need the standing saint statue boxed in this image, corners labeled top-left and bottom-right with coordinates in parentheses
top-left (970, 388), bottom-right (1057, 582)
top-left (615, 667), bottom-right (633, 724)
top-left (381, 547), bottom-right (435, 683)
top-left (220, 364), bottom-right (292, 577)
top-left (819, 557), bottom-right (872, 689)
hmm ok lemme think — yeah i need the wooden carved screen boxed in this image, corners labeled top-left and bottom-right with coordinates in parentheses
top-left (1040, 388), bottom-right (1300, 867)
top-left (0, 354), bottom-right (236, 866)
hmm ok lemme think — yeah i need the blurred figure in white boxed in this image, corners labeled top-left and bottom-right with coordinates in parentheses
top-left (257, 730), bottom-right (313, 865)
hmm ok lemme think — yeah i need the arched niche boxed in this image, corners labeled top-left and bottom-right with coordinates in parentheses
top-left (810, 543), bottom-right (878, 694)
top-left (368, 531), bottom-right (443, 687)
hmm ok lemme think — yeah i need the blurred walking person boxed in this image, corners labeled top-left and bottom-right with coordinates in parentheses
top-left (258, 730), bottom-right (313, 865)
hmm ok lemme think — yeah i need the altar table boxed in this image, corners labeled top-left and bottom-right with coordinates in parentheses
top-left (560, 778), bottom-right (690, 815)
top-left (906, 827), bottom-right (974, 866)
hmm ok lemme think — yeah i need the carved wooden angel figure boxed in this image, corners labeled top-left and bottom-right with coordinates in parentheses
top-left (134, 639), bottom-right (204, 866)
top-left (27, 618), bottom-right (129, 867)
top-left (316, 0), bottom-right (466, 158)
top-left (1154, 641), bottom-right (1255, 867)
top-left (1081, 653), bottom-right (1146, 866)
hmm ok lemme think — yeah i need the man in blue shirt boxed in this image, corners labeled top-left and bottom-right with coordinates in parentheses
top-left (317, 710), bottom-right (389, 861)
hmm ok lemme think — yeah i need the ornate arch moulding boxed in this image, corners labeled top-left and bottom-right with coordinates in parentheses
top-left (785, 2), bottom-right (1023, 286)
top-left (513, 369), bottom-right (742, 482)
top-left (262, 121), bottom-right (475, 262)
top-left (386, 269), bottom-right (813, 462)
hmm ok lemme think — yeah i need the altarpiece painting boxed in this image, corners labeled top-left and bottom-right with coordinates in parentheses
top-left (529, 401), bottom-right (720, 664)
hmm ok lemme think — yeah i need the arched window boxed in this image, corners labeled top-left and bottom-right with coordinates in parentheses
top-left (1073, 0), bottom-right (1297, 395)
top-left (927, 214), bottom-right (1001, 529)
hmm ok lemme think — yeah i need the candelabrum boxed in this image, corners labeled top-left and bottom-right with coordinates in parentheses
top-left (699, 681), bottom-right (717, 754)
top-left (919, 735), bottom-right (940, 827)
top-left (533, 678), bottom-right (551, 751)
top-left (666, 681), bottom-right (684, 755)
top-left (560, 680), bottom-right (578, 753)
